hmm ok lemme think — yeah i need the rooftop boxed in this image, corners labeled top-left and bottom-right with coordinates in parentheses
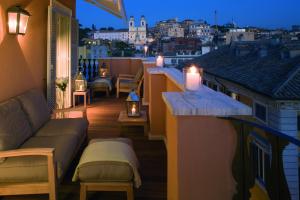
top-left (186, 41), bottom-right (300, 100)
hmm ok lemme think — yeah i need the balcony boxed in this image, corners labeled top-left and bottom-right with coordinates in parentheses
top-left (0, 53), bottom-right (299, 200)
top-left (1, 1), bottom-right (300, 200)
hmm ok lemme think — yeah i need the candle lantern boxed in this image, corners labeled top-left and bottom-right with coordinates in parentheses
top-left (99, 63), bottom-right (109, 78)
top-left (7, 6), bottom-right (30, 35)
top-left (75, 72), bottom-right (87, 91)
top-left (126, 91), bottom-right (141, 117)
top-left (156, 55), bottom-right (164, 67)
top-left (100, 68), bottom-right (108, 77)
top-left (183, 65), bottom-right (203, 91)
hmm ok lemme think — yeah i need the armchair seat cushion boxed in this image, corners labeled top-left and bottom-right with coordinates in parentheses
top-left (118, 80), bottom-right (138, 90)
top-left (0, 135), bottom-right (78, 183)
top-left (35, 118), bottom-right (88, 141)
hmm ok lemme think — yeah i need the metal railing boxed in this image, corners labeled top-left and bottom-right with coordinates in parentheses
top-left (226, 117), bottom-right (300, 200)
top-left (78, 58), bottom-right (99, 82)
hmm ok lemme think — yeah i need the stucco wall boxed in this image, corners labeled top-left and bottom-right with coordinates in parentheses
top-left (0, 0), bottom-right (49, 102)
top-left (0, 0), bottom-right (75, 102)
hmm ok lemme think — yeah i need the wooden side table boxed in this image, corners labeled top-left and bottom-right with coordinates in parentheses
top-left (118, 111), bottom-right (148, 135)
top-left (73, 90), bottom-right (90, 108)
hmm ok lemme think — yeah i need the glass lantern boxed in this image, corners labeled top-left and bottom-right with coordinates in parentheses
top-left (183, 65), bottom-right (203, 91)
top-left (7, 6), bottom-right (30, 35)
top-left (99, 68), bottom-right (108, 78)
top-left (99, 63), bottom-right (109, 78)
top-left (75, 72), bottom-right (87, 91)
top-left (126, 91), bottom-right (141, 117)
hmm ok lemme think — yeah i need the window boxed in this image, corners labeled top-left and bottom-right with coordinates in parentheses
top-left (254, 103), bottom-right (267, 122)
top-left (251, 139), bottom-right (271, 186)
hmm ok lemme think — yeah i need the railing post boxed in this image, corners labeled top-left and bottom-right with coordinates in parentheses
top-left (93, 59), bottom-right (97, 79)
top-left (82, 59), bottom-right (87, 78)
top-left (78, 58), bottom-right (82, 72)
top-left (88, 59), bottom-right (92, 82)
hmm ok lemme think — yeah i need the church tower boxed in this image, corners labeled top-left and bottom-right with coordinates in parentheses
top-left (128, 16), bottom-right (147, 48)
top-left (139, 15), bottom-right (147, 44)
top-left (128, 16), bottom-right (136, 44)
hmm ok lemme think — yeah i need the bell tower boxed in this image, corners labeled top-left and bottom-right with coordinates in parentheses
top-left (128, 16), bottom-right (136, 44)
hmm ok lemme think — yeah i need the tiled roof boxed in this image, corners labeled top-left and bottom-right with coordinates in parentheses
top-left (184, 41), bottom-right (300, 100)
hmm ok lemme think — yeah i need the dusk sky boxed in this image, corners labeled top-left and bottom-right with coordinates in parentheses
top-left (77, 0), bottom-right (300, 29)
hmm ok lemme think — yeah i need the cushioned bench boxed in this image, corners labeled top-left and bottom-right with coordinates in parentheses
top-left (0, 89), bottom-right (88, 200)
top-left (72, 138), bottom-right (141, 200)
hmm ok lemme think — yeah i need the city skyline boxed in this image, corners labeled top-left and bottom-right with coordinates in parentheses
top-left (77, 0), bottom-right (300, 29)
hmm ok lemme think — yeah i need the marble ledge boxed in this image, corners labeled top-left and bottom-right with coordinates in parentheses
top-left (147, 67), bottom-right (185, 90)
top-left (148, 67), bottom-right (252, 116)
top-left (162, 87), bottom-right (252, 116)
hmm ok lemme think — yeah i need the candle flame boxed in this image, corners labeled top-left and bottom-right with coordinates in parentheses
top-left (131, 105), bottom-right (136, 114)
top-left (189, 65), bottom-right (198, 74)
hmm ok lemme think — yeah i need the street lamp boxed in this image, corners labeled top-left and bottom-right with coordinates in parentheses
top-left (143, 45), bottom-right (148, 57)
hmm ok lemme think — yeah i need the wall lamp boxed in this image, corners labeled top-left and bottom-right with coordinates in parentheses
top-left (7, 6), bottom-right (30, 35)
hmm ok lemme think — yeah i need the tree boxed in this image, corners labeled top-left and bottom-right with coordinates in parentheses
top-left (79, 24), bottom-right (92, 46)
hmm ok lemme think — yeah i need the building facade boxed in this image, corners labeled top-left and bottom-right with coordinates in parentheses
top-left (167, 23), bottom-right (185, 38)
top-left (226, 28), bottom-right (255, 44)
top-left (93, 29), bottom-right (128, 42)
top-left (128, 16), bottom-right (147, 49)
top-left (189, 41), bottom-right (300, 200)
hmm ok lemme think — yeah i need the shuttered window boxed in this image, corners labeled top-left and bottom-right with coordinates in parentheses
top-left (254, 103), bottom-right (267, 122)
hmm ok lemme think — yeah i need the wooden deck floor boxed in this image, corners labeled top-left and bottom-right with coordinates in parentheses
top-left (3, 96), bottom-right (167, 200)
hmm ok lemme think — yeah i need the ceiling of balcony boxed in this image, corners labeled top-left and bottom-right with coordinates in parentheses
top-left (84, 0), bottom-right (127, 19)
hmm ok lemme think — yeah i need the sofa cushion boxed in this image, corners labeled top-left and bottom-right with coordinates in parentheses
top-left (0, 99), bottom-right (33, 152)
top-left (0, 135), bottom-right (78, 183)
top-left (17, 89), bottom-right (50, 132)
top-left (35, 118), bottom-right (88, 140)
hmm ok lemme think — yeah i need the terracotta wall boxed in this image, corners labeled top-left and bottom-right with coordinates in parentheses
top-left (99, 58), bottom-right (143, 79)
top-left (142, 61), bottom-right (156, 105)
top-left (148, 73), bottom-right (182, 138)
top-left (166, 111), bottom-right (237, 200)
top-left (0, 0), bottom-right (75, 102)
top-left (0, 0), bottom-right (49, 102)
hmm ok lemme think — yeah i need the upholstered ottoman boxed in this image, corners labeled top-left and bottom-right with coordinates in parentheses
top-left (73, 138), bottom-right (141, 200)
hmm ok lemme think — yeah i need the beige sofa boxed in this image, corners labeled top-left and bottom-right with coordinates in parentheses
top-left (0, 89), bottom-right (88, 200)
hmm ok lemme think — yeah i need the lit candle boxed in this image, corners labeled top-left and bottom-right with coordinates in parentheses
top-left (156, 56), bottom-right (164, 67)
top-left (102, 71), bottom-right (106, 77)
top-left (131, 104), bottom-right (136, 115)
top-left (186, 66), bottom-right (201, 91)
top-left (79, 85), bottom-right (83, 91)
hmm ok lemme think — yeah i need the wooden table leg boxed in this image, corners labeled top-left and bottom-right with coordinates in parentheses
top-left (73, 94), bottom-right (76, 108)
top-left (80, 184), bottom-right (87, 200)
top-left (144, 123), bottom-right (148, 136)
top-left (126, 185), bottom-right (134, 200)
top-left (84, 93), bottom-right (87, 108)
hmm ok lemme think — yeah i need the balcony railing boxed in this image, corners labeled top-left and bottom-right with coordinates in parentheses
top-left (227, 117), bottom-right (300, 200)
top-left (78, 58), bottom-right (99, 81)
top-left (78, 57), bottom-right (147, 82)
top-left (145, 67), bottom-right (300, 200)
